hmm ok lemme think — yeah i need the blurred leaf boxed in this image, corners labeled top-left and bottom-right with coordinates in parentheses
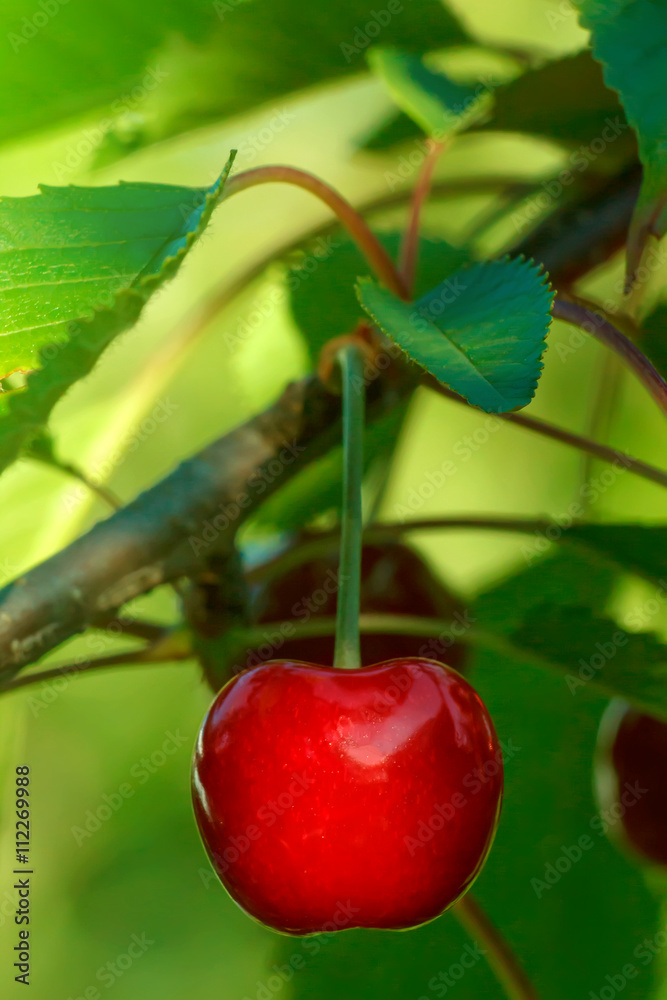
top-left (0, 153), bottom-right (235, 477)
top-left (357, 257), bottom-right (553, 413)
top-left (367, 48), bottom-right (490, 138)
top-left (279, 551), bottom-right (659, 1000)
top-left (577, 0), bottom-right (667, 279)
top-left (252, 404), bottom-right (407, 531)
top-left (641, 305), bottom-right (667, 379)
top-left (289, 234), bottom-right (469, 366)
top-left (360, 49), bottom-right (630, 153)
top-left (92, 0), bottom-right (470, 162)
top-left (566, 524), bottom-right (667, 588)
top-left (479, 49), bottom-right (629, 148)
top-left (507, 603), bottom-right (667, 720)
top-left (0, 0), bottom-right (217, 146)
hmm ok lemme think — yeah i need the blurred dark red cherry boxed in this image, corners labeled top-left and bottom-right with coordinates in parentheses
top-left (192, 657), bottom-right (502, 934)
top-left (247, 540), bottom-right (468, 672)
top-left (595, 700), bottom-right (667, 867)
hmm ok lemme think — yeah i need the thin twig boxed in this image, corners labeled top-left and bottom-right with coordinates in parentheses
top-left (399, 140), bottom-right (447, 291)
top-left (454, 894), bottom-right (541, 1000)
top-left (0, 649), bottom-right (190, 694)
top-left (553, 297), bottom-right (667, 420)
top-left (425, 378), bottom-right (667, 489)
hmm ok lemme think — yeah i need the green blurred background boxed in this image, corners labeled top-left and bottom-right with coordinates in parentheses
top-left (1, 1), bottom-right (666, 997)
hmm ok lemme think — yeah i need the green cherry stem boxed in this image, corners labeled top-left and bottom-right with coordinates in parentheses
top-left (333, 343), bottom-right (366, 670)
top-left (223, 165), bottom-right (409, 299)
top-left (454, 894), bottom-right (541, 1000)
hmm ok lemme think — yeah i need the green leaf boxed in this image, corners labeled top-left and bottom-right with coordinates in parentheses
top-left (289, 234), bottom-right (469, 367)
top-left (356, 257), bottom-right (553, 413)
top-left (641, 305), bottom-right (667, 380)
top-left (360, 50), bottom-right (629, 154)
top-left (565, 524), bottom-right (667, 588)
top-left (507, 603), bottom-right (667, 721)
top-left (577, 0), bottom-right (667, 279)
top-left (277, 551), bottom-right (660, 1000)
top-left (0, 1), bottom-right (468, 155)
top-left (366, 48), bottom-right (490, 139)
top-left (0, 170), bottom-right (233, 378)
top-left (479, 49), bottom-right (629, 148)
top-left (0, 152), bottom-right (236, 477)
top-left (0, 0), bottom-right (217, 147)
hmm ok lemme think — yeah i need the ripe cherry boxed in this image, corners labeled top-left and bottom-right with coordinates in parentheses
top-left (595, 700), bottom-right (667, 867)
top-left (248, 540), bottom-right (468, 672)
top-left (192, 657), bottom-right (502, 934)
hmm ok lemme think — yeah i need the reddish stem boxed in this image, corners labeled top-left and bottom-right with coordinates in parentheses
top-left (399, 140), bottom-right (447, 293)
top-left (224, 166), bottom-right (409, 299)
top-left (553, 297), bottom-right (667, 421)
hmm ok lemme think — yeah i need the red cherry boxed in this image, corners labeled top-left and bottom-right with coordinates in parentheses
top-left (249, 541), bottom-right (468, 672)
top-left (192, 657), bottom-right (503, 934)
top-left (595, 700), bottom-right (667, 867)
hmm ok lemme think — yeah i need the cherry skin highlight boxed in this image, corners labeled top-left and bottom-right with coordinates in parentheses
top-left (192, 657), bottom-right (503, 935)
top-left (595, 699), bottom-right (667, 867)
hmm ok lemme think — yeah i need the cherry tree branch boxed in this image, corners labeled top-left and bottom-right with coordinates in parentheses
top-left (0, 378), bottom-right (344, 675)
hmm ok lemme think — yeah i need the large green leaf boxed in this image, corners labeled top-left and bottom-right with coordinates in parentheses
top-left (276, 551), bottom-right (660, 1000)
top-left (22, 0), bottom-right (467, 164)
top-left (0, 172), bottom-right (234, 378)
top-left (357, 257), bottom-right (553, 413)
top-left (289, 233), bottom-right (469, 366)
top-left (577, 0), bottom-right (667, 280)
top-left (0, 0), bottom-right (216, 145)
top-left (0, 153), bottom-right (236, 476)
top-left (367, 48), bottom-right (490, 139)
